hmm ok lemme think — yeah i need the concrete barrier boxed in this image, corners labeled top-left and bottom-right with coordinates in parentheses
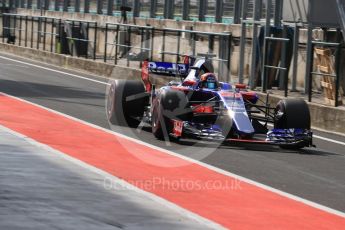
top-left (1, 43), bottom-right (344, 134)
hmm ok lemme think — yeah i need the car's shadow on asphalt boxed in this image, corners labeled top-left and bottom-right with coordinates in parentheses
top-left (0, 79), bottom-right (105, 99)
top-left (172, 137), bottom-right (340, 157)
top-left (222, 143), bottom-right (339, 156)
top-left (121, 125), bottom-right (340, 157)
top-left (298, 148), bottom-right (340, 156)
top-left (220, 142), bottom-right (340, 156)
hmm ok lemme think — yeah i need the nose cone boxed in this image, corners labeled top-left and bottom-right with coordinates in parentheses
top-left (229, 110), bottom-right (255, 134)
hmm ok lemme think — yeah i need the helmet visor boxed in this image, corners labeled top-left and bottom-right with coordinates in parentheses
top-left (207, 82), bottom-right (216, 89)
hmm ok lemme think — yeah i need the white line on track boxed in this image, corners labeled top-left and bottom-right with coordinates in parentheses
top-left (2, 63), bottom-right (30, 68)
top-left (0, 55), bottom-right (110, 85)
top-left (1, 92), bottom-right (345, 219)
top-left (313, 135), bottom-right (345, 146)
top-left (1, 54), bottom-right (345, 147)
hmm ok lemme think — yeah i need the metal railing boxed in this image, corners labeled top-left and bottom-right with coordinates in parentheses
top-left (103, 22), bottom-right (233, 81)
top-left (261, 36), bottom-right (290, 97)
top-left (2, 13), bottom-right (61, 52)
top-left (63, 19), bottom-right (98, 60)
top-left (2, 14), bottom-right (98, 59)
top-left (2, 13), bottom-right (233, 82)
top-left (104, 23), bottom-right (154, 67)
top-left (307, 41), bottom-right (342, 107)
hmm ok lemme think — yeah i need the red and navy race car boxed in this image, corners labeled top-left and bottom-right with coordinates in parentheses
top-left (107, 56), bottom-right (313, 149)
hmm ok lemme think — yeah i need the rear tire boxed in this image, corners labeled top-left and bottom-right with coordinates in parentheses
top-left (107, 80), bottom-right (147, 128)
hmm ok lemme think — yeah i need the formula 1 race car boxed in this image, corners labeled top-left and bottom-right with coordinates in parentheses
top-left (107, 56), bottom-right (313, 149)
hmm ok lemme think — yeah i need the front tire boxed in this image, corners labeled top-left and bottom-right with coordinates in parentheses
top-left (151, 101), bottom-right (170, 140)
top-left (274, 98), bottom-right (310, 129)
top-left (274, 99), bottom-right (311, 149)
top-left (151, 90), bottom-right (192, 140)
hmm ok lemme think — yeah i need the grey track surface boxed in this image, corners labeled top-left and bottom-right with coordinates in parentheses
top-left (0, 53), bottom-right (345, 213)
top-left (0, 127), bottom-right (212, 230)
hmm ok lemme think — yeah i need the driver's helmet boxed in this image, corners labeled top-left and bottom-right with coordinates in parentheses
top-left (200, 73), bottom-right (219, 89)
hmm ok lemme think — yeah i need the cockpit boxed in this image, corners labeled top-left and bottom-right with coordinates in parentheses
top-left (199, 73), bottom-right (219, 90)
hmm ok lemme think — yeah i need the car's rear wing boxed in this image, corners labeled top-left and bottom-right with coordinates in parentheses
top-left (141, 56), bottom-right (191, 92)
top-left (146, 61), bottom-right (190, 77)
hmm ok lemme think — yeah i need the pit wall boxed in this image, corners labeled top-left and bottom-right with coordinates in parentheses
top-left (1, 42), bottom-right (344, 134)
top-left (15, 8), bottom-right (313, 89)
